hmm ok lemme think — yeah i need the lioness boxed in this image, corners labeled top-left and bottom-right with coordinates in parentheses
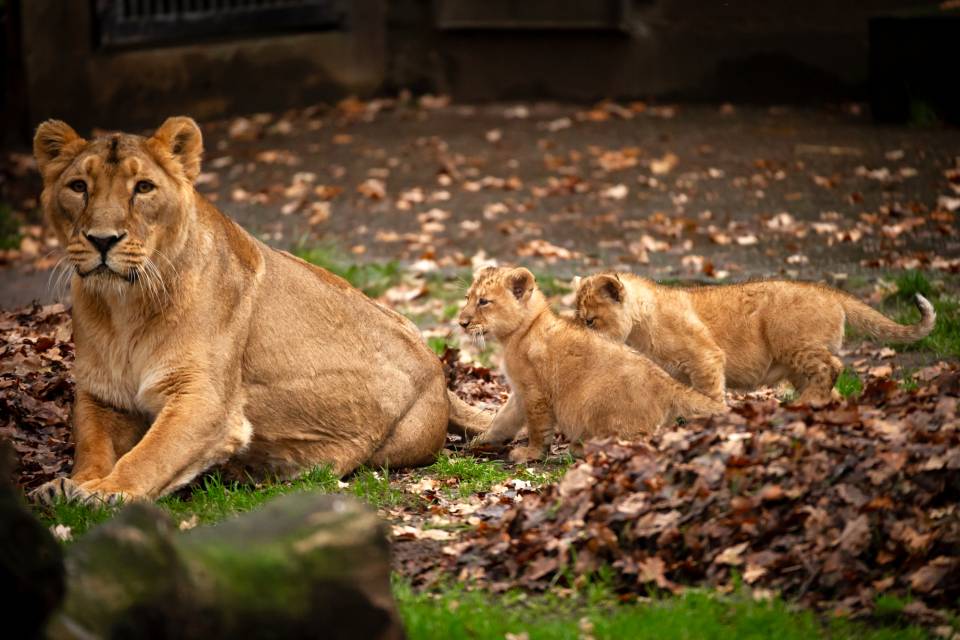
top-left (575, 272), bottom-right (936, 405)
top-left (30, 117), bottom-right (490, 503)
top-left (459, 266), bottom-right (724, 462)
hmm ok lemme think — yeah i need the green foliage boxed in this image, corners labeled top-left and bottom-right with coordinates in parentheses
top-left (394, 582), bottom-right (931, 640)
top-left (0, 203), bottom-right (22, 250)
top-left (294, 245), bottom-right (402, 297)
top-left (890, 270), bottom-right (934, 301)
top-left (427, 335), bottom-right (454, 356)
top-left (834, 368), bottom-right (863, 398)
top-left (532, 272), bottom-right (572, 297)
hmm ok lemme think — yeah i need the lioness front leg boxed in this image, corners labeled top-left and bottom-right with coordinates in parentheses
top-left (31, 391), bottom-right (145, 504)
top-left (508, 394), bottom-right (553, 464)
top-left (81, 384), bottom-right (248, 501)
top-left (470, 393), bottom-right (524, 449)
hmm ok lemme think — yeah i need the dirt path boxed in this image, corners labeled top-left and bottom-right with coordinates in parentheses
top-left (2, 100), bottom-right (958, 308)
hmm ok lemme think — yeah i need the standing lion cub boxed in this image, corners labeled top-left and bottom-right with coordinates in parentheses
top-left (575, 272), bottom-right (936, 406)
top-left (459, 267), bottom-right (724, 462)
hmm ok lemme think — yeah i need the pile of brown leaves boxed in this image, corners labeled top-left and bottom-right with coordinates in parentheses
top-left (429, 367), bottom-right (960, 621)
top-left (441, 347), bottom-right (509, 407)
top-left (0, 304), bottom-right (74, 490)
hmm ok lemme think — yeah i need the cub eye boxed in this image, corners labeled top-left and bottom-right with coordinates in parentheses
top-left (135, 180), bottom-right (155, 194)
top-left (478, 298), bottom-right (490, 306)
top-left (69, 180), bottom-right (87, 193)
top-left (585, 318), bottom-right (596, 327)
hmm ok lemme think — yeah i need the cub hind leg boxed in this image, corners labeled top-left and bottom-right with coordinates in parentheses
top-left (783, 347), bottom-right (843, 407)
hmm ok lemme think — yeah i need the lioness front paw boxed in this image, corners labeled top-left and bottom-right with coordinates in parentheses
top-left (78, 479), bottom-right (132, 506)
top-left (30, 477), bottom-right (88, 506)
top-left (29, 477), bottom-right (128, 507)
top-left (508, 446), bottom-right (543, 464)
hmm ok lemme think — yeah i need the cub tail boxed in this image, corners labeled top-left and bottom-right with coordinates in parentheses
top-left (446, 390), bottom-right (493, 437)
top-left (840, 293), bottom-right (935, 343)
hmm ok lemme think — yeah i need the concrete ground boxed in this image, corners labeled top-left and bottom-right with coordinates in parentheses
top-left (1, 100), bottom-right (958, 309)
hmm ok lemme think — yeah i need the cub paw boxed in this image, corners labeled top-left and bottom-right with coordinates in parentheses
top-left (508, 446), bottom-right (543, 464)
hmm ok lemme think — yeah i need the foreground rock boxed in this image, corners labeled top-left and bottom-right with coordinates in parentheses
top-left (49, 493), bottom-right (403, 640)
top-left (0, 439), bottom-right (64, 640)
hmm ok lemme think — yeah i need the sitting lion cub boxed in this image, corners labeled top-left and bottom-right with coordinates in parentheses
top-left (575, 272), bottom-right (936, 406)
top-left (459, 266), bottom-right (724, 462)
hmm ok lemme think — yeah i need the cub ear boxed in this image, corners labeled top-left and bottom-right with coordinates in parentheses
top-left (598, 274), bottom-right (625, 303)
top-left (150, 116), bottom-right (203, 181)
top-left (507, 267), bottom-right (535, 301)
top-left (33, 120), bottom-right (84, 175)
top-left (571, 275), bottom-right (582, 291)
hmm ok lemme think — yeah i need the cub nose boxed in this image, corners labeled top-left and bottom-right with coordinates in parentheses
top-left (458, 318), bottom-right (471, 328)
top-left (85, 232), bottom-right (125, 256)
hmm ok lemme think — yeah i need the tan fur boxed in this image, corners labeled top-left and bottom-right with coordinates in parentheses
top-left (30, 118), bottom-right (489, 503)
top-left (575, 272), bottom-right (936, 406)
top-left (459, 267), bottom-right (724, 463)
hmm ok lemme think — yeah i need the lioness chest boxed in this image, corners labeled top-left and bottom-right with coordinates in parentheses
top-left (74, 316), bottom-right (169, 417)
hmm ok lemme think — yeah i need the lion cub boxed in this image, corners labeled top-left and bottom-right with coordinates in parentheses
top-left (459, 267), bottom-right (724, 462)
top-left (575, 272), bottom-right (936, 406)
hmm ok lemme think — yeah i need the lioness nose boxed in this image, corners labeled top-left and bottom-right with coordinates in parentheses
top-left (85, 232), bottom-right (124, 256)
top-left (458, 318), bottom-right (471, 328)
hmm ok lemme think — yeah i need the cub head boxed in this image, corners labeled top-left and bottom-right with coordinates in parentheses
top-left (459, 266), bottom-right (539, 341)
top-left (33, 116), bottom-right (203, 293)
top-left (574, 273), bottom-right (632, 341)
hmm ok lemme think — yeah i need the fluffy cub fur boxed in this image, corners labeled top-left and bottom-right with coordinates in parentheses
top-left (575, 272), bottom-right (936, 406)
top-left (459, 266), bottom-right (724, 462)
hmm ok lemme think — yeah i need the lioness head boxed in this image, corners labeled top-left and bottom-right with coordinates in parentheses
top-left (34, 117), bottom-right (203, 294)
top-left (574, 273), bottom-right (632, 341)
top-left (459, 266), bottom-right (539, 341)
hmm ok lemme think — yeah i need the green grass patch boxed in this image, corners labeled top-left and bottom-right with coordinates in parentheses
top-left (295, 244), bottom-right (402, 297)
top-left (834, 368), bottom-right (863, 398)
top-left (394, 581), bottom-right (931, 640)
top-left (421, 453), bottom-right (575, 499)
top-left (882, 271), bottom-right (960, 358)
top-left (349, 467), bottom-right (411, 508)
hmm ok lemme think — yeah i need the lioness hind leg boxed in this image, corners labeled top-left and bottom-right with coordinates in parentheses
top-left (368, 390), bottom-right (447, 469)
top-left (785, 348), bottom-right (843, 407)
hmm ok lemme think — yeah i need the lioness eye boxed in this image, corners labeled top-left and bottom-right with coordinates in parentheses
top-left (135, 180), bottom-right (155, 194)
top-left (478, 298), bottom-right (490, 306)
top-left (69, 180), bottom-right (87, 193)
top-left (586, 318), bottom-right (595, 327)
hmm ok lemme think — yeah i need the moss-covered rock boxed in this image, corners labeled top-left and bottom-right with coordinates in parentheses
top-left (49, 493), bottom-right (403, 640)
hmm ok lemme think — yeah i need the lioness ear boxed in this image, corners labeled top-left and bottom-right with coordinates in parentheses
top-left (33, 120), bottom-right (84, 176)
top-left (150, 116), bottom-right (203, 181)
top-left (598, 274), bottom-right (625, 303)
top-left (508, 267), bottom-right (535, 301)
top-left (572, 275), bottom-right (582, 291)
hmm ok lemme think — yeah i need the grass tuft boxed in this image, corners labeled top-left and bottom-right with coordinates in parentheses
top-left (295, 245), bottom-right (402, 297)
top-left (834, 368), bottom-right (863, 398)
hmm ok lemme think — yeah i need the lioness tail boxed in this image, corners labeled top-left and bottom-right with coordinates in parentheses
top-left (840, 293), bottom-right (935, 342)
top-left (446, 390), bottom-right (493, 437)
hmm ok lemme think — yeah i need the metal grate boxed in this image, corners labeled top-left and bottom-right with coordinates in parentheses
top-left (95, 0), bottom-right (345, 48)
